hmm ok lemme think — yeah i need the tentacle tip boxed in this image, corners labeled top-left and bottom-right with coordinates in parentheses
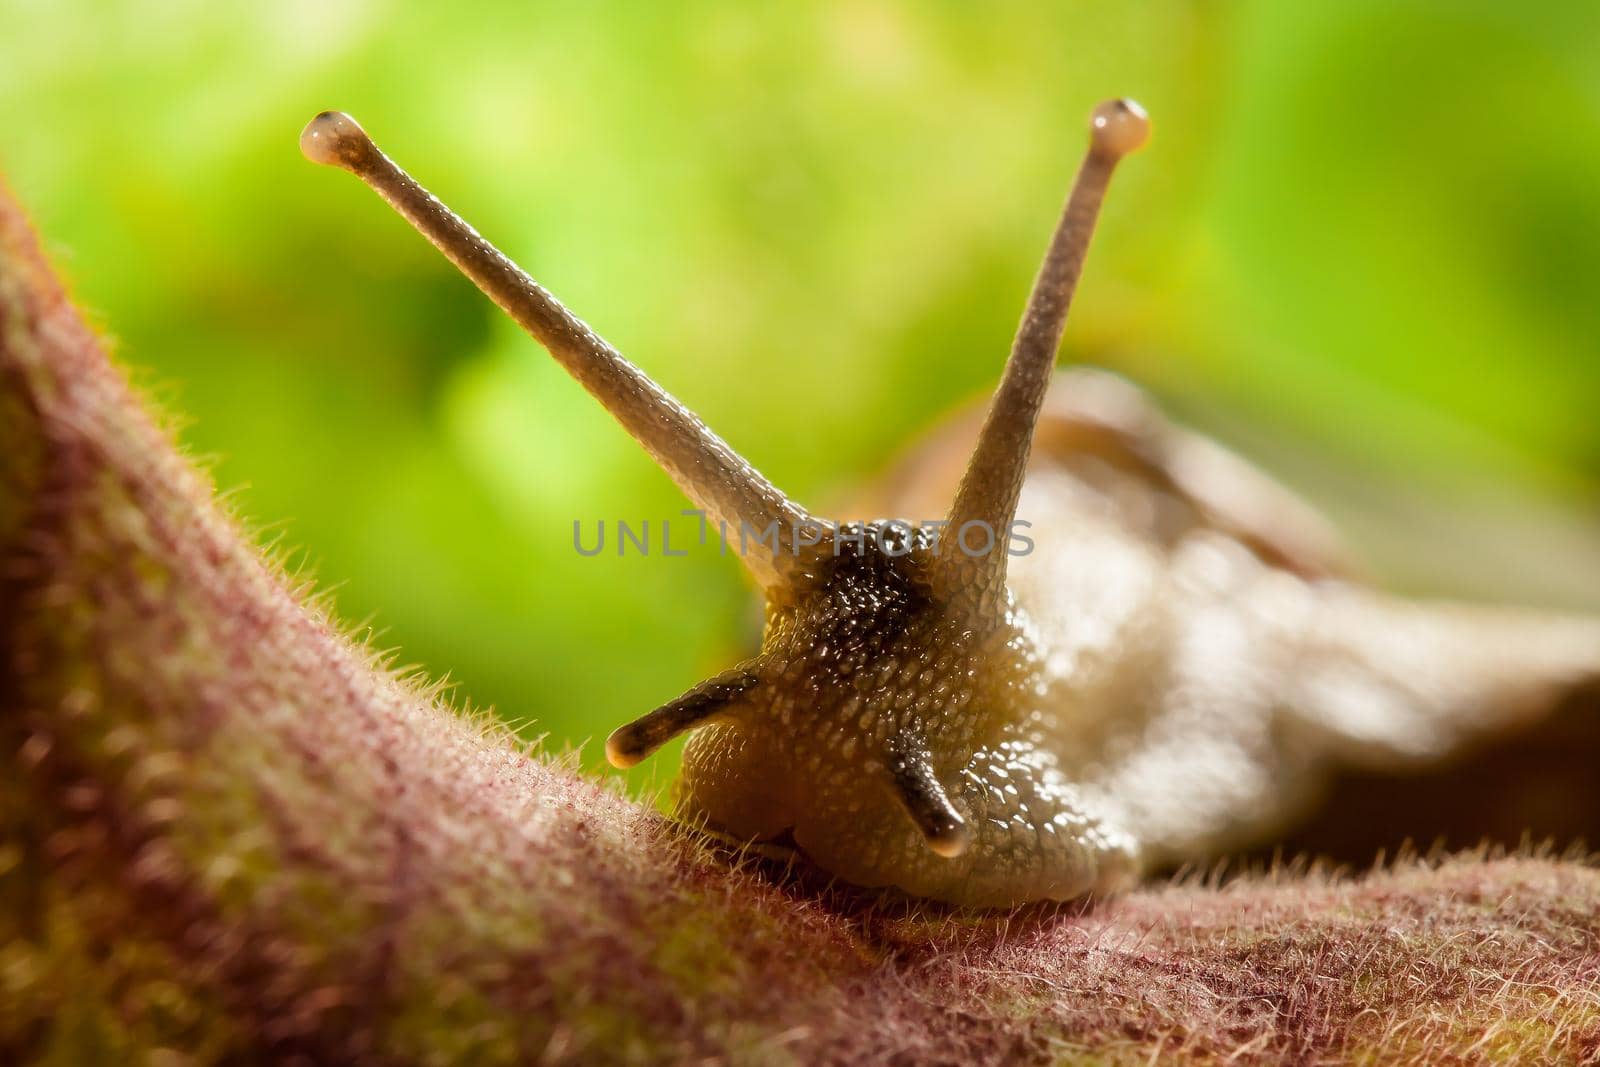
top-left (1089, 98), bottom-right (1150, 160)
top-left (925, 818), bottom-right (972, 859)
top-left (604, 730), bottom-right (644, 770)
top-left (300, 111), bottom-right (374, 170)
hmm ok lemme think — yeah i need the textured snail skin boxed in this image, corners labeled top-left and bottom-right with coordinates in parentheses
top-left (678, 521), bottom-right (1141, 906)
top-left (679, 367), bottom-right (1597, 907)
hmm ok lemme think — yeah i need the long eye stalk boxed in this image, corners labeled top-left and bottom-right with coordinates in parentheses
top-left (936, 99), bottom-right (1149, 609)
top-left (300, 112), bottom-right (811, 591)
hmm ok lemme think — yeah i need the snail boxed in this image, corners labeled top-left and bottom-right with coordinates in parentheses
top-left (301, 100), bottom-right (1600, 908)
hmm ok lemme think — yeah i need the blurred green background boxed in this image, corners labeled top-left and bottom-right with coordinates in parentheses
top-left (4, 1), bottom-right (1598, 791)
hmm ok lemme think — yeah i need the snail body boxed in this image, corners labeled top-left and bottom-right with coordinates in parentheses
top-left (304, 103), bottom-right (1600, 907)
